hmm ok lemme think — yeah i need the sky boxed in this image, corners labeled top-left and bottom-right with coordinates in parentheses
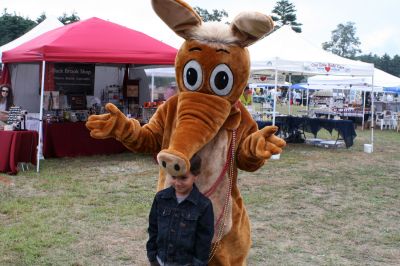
top-left (2, 0), bottom-right (400, 57)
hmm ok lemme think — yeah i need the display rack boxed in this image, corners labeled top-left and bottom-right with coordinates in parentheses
top-left (142, 107), bottom-right (157, 123)
top-left (102, 85), bottom-right (123, 108)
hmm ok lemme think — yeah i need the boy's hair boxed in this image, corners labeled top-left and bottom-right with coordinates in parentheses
top-left (189, 154), bottom-right (202, 176)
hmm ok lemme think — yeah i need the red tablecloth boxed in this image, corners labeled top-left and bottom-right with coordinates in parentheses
top-left (43, 122), bottom-right (128, 158)
top-left (0, 130), bottom-right (38, 175)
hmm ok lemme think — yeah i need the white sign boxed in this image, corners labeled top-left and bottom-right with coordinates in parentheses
top-left (249, 73), bottom-right (286, 84)
top-left (304, 62), bottom-right (351, 74)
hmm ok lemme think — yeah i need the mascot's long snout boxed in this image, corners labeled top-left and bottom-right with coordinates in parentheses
top-left (157, 92), bottom-right (231, 176)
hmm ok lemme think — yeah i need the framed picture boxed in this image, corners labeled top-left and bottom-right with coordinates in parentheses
top-left (69, 95), bottom-right (87, 110)
top-left (124, 80), bottom-right (139, 98)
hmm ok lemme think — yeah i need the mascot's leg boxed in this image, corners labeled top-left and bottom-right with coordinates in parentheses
top-left (209, 192), bottom-right (251, 266)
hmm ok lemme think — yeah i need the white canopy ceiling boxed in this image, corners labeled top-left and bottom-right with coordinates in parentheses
top-left (307, 68), bottom-right (400, 88)
top-left (0, 17), bottom-right (64, 63)
top-left (291, 83), bottom-right (383, 92)
top-left (249, 25), bottom-right (374, 77)
top-left (144, 67), bottom-right (175, 77)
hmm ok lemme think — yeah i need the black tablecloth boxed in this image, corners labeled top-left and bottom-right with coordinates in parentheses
top-left (257, 116), bottom-right (357, 148)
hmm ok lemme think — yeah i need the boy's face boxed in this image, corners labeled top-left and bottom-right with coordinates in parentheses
top-left (170, 172), bottom-right (196, 196)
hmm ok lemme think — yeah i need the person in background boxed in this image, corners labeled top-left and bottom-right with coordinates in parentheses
top-left (164, 82), bottom-right (177, 101)
top-left (295, 91), bottom-right (302, 105)
top-left (0, 85), bottom-right (13, 127)
top-left (147, 154), bottom-right (214, 266)
top-left (239, 86), bottom-right (252, 106)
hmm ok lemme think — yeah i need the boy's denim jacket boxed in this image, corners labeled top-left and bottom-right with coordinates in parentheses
top-left (146, 184), bottom-right (214, 266)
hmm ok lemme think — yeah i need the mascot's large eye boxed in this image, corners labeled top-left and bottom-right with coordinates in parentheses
top-left (183, 60), bottom-right (203, 91)
top-left (210, 64), bottom-right (233, 96)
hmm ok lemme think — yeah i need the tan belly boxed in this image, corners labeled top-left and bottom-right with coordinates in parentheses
top-left (164, 129), bottom-right (233, 242)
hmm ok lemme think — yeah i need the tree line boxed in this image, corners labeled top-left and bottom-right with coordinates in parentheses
top-left (1, 2), bottom-right (399, 78)
top-left (0, 9), bottom-right (79, 46)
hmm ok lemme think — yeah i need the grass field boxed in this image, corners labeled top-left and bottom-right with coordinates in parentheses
top-left (1, 127), bottom-right (399, 265)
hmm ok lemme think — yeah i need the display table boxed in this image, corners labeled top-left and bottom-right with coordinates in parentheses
top-left (257, 116), bottom-right (357, 148)
top-left (43, 122), bottom-right (128, 158)
top-left (0, 130), bottom-right (38, 174)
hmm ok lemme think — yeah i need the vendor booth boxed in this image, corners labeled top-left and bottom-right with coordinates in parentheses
top-left (1, 17), bottom-right (178, 172)
top-left (308, 68), bottom-right (400, 127)
top-left (248, 25), bottom-right (375, 150)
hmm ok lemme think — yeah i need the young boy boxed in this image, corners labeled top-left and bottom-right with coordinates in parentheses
top-left (146, 154), bottom-right (214, 266)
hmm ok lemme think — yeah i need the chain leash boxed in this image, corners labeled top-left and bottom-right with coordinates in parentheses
top-left (208, 130), bottom-right (236, 263)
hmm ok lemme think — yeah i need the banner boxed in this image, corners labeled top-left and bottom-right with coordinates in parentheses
top-left (54, 63), bottom-right (95, 95)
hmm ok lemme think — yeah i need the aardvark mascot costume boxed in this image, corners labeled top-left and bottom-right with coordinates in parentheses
top-left (86, 0), bottom-right (286, 264)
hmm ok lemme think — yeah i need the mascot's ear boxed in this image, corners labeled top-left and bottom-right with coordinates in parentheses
top-left (231, 11), bottom-right (274, 47)
top-left (152, 0), bottom-right (202, 40)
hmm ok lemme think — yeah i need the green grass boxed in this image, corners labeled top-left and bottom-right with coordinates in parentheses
top-left (1, 129), bottom-right (400, 265)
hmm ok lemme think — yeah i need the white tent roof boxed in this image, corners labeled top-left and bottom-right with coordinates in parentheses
top-left (0, 17), bottom-right (64, 62)
top-left (292, 83), bottom-right (383, 92)
top-left (249, 25), bottom-right (374, 76)
top-left (144, 67), bottom-right (175, 77)
top-left (308, 68), bottom-right (400, 88)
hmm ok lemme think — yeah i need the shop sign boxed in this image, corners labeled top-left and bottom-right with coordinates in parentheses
top-left (54, 63), bottom-right (95, 95)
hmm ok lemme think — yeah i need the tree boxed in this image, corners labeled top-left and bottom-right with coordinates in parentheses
top-left (193, 7), bottom-right (228, 22)
top-left (36, 12), bottom-right (47, 24)
top-left (356, 53), bottom-right (400, 77)
top-left (271, 0), bottom-right (302, 33)
top-left (0, 9), bottom-right (36, 46)
top-left (322, 22), bottom-right (361, 59)
top-left (391, 55), bottom-right (400, 77)
top-left (58, 11), bottom-right (80, 25)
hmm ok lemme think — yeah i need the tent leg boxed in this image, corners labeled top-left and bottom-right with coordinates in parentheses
top-left (151, 74), bottom-right (155, 102)
top-left (36, 60), bottom-right (46, 173)
top-left (362, 90), bottom-right (366, 130)
top-left (272, 68), bottom-right (278, 126)
top-left (370, 74), bottom-right (375, 152)
top-left (288, 74), bottom-right (292, 115)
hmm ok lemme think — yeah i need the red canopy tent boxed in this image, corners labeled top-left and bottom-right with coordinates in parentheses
top-left (2, 17), bottom-right (177, 64)
top-left (2, 17), bottom-right (178, 172)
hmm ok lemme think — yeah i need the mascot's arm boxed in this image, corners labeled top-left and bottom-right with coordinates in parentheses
top-left (86, 103), bottom-right (165, 153)
top-left (236, 108), bottom-right (286, 171)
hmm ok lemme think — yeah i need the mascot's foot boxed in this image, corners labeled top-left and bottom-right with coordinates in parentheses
top-left (157, 150), bottom-right (189, 177)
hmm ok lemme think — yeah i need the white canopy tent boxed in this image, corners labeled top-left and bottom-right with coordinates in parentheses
top-left (308, 68), bottom-right (400, 88)
top-left (144, 67), bottom-right (176, 101)
top-left (292, 83), bottom-right (383, 92)
top-left (0, 17), bottom-right (64, 63)
top-left (250, 25), bottom-right (374, 77)
top-left (248, 25), bottom-right (375, 151)
top-left (308, 68), bottom-right (400, 128)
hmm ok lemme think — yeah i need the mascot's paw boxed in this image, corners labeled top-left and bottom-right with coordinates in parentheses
top-left (249, 126), bottom-right (286, 159)
top-left (86, 103), bottom-right (139, 141)
top-left (157, 149), bottom-right (190, 177)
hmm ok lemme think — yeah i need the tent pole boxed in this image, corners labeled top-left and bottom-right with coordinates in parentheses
top-left (151, 73), bottom-right (154, 102)
top-left (306, 85), bottom-right (310, 114)
top-left (362, 90), bottom-right (366, 130)
top-left (273, 68), bottom-right (278, 126)
top-left (36, 60), bottom-right (46, 173)
top-left (288, 74), bottom-right (292, 115)
top-left (371, 73), bottom-right (375, 152)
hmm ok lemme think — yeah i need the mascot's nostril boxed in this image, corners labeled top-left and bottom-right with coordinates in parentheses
top-left (162, 161), bottom-right (167, 168)
top-left (174, 164), bottom-right (180, 171)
